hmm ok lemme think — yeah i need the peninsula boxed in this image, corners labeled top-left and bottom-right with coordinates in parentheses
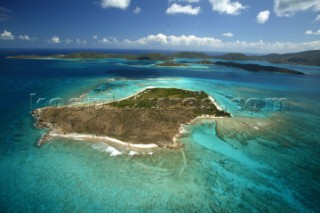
top-left (33, 88), bottom-right (230, 148)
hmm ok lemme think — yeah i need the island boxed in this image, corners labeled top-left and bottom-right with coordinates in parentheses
top-left (7, 50), bottom-right (320, 66)
top-left (172, 52), bottom-right (212, 59)
top-left (155, 62), bottom-right (187, 67)
top-left (214, 50), bottom-right (320, 66)
top-left (214, 61), bottom-right (305, 75)
top-left (7, 52), bottom-right (174, 61)
top-left (196, 60), bottom-right (215, 65)
top-left (33, 88), bottom-right (230, 149)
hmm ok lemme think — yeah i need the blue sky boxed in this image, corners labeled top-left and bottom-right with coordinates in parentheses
top-left (0, 0), bottom-right (319, 53)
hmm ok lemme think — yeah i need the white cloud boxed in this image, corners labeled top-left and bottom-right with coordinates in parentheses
top-left (100, 0), bottom-right (131, 9)
top-left (256, 10), bottom-right (270, 24)
top-left (305, 29), bottom-right (320, 35)
top-left (124, 39), bottom-right (133, 44)
top-left (169, 0), bottom-right (200, 3)
top-left (135, 34), bottom-right (169, 45)
top-left (101, 37), bottom-right (110, 44)
top-left (108, 36), bottom-right (118, 43)
top-left (0, 30), bottom-right (14, 40)
top-left (0, 7), bottom-right (11, 21)
top-left (222, 32), bottom-right (234, 37)
top-left (166, 3), bottom-right (201, 15)
top-left (305, 30), bottom-right (312, 35)
top-left (51, 36), bottom-right (60, 44)
top-left (93, 35), bottom-right (98, 40)
top-left (129, 33), bottom-right (221, 46)
top-left (208, 0), bottom-right (247, 15)
top-left (18, 35), bottom-right (30, 40)
top-left (133, 6), bottom-right (142, 14)
top-left (99, 36), bottom-right (118, 44)
top-left (316, 14), bottom-right (320, 21)
top-left (221, 39), bottom-right (320, 53)
top-left (274, 0), bottom-right (320, 17)
top-left (76, 39), bottom-right (87, 45)
top-left (123, 33), bottom-right (320, 53)
top-left (64, 39), bottom-right (73, 44)
top-left (18, 35), bottom-right (36, 41)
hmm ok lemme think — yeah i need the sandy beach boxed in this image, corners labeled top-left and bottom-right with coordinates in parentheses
top-left (49, 131), bottom-right (159, 149)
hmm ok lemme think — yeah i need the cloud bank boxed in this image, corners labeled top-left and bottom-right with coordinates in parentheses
top-left (3, 31), bottom-right (319, 53)
top-left (123, 33), bottom-right (320, 53)
top-left (128, 33), bottom-right (221, 46)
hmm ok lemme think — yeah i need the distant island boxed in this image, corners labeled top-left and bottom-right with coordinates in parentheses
top-left (172, 50), bottom-right (320, 66)
top-left (7, 50), bottom-right (314, 74)
top-left (215, 61), bottom-right (305, 75)
top-left (172, 52), bottom-right (212, 59)
top-left (155, 62), bottom-right (187, 67)
top-left (214, 50), bottom-right (320, 66)
top-left (154, 60), bottom-right (304, 74)
top-left (33, 88), bottom-right (230, 149)
top-left (7, 52), bottom-right (174, 61)
top-left (7, 50), bottom-right (320, 66)
top-left (196, 60), bottom-right (215, 65)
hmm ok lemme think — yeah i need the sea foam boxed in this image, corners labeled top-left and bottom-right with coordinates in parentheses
top-left (92, 143), bottom-right (122, 157)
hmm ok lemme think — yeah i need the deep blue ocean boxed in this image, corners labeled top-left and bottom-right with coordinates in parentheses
top-left (0, 49), bottom-right (319, 212)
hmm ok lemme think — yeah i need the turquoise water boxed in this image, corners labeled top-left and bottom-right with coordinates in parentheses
top-left (0, 50), bottom-right (319, 212)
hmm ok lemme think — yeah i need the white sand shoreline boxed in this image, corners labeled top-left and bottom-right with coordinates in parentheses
top-left (48, 131), bottom-right (159, 149)
top-left (208, 96), bottom-right (223, 111)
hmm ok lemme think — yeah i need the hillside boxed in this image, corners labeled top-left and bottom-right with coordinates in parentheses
top-left (172, 52), bottom-right (212, 59)
top-left (257, 50), bottom-right (320, 66)
top-left (215, 50), bottom-right (320, 66)
top-left (215, 61), bottom-right (305, 75)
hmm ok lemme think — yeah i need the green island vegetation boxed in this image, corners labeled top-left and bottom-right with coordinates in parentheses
top-left (110, 88), bottom-right (229, 116)
top-left (196, 60), bottom-right (215, 65)
top-left (7, 50), bottom-right (319, 69)
top-left (155, 62), bottom-right (187, 67)
top-left (214, 53), bottom-right (249, 60)
top-left (33, 88), bottom-right (229, 148)
top-left (7, 50), bottom-right (320, 66)
top-left (214, 50), bottom-right (320, 66)
top-left (172, 50), bottom-right (320, 66)
top-left (214, 61), bottom-right (305, 75)
top-left (171, 52), bottom-right (212, 59)
top-left (7, 52), bottom-right (174, 61)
